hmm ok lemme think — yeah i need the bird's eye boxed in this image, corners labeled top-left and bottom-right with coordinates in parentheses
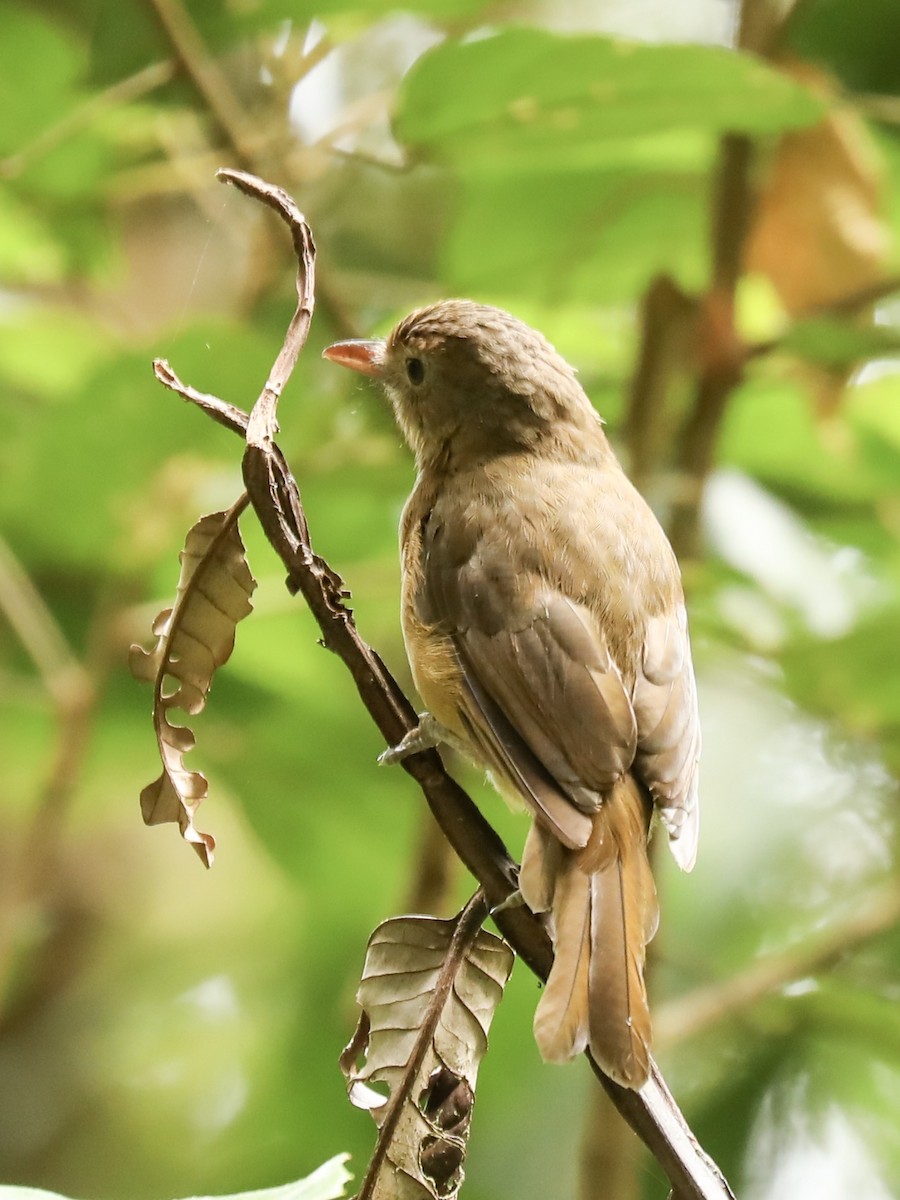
top-left (405, 357), bottom-right (425, 385)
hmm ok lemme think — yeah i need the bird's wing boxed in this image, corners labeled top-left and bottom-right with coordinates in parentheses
top-left (633, 606), bottom-right (701, 869)
top-left (420, 513), bottom-right (637, 850)
top-left (419, 490), bottom-right (700, 866)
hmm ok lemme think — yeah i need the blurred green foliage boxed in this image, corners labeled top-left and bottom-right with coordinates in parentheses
top-left (1, 2), bottom-right (900, 1199)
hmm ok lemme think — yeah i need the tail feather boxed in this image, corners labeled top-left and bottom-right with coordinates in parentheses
top-left (530, 776), bottom-right (657, 1088)
top-left (533, 860), bottom-right (591, 1061)
top-left (520, 820), bottom-right (561, 914)
top-left (586, 842), bottom-right (653, 1087)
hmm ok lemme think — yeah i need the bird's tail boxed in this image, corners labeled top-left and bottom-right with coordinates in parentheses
top-left (520, 775), bottom-right (658, 1088)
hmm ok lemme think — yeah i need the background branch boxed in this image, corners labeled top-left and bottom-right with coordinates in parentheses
top-left (0, 536), bottom-right (98, 1011)
top-left (145, 0), bottom-right (258, 168)
top-left (656, 878), bottom-right (900, 1048)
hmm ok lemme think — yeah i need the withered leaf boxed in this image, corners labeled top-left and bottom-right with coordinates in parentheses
top-left (341, 912), bottom-right (514, 1200)
top-left (129, 501), bottom-right (256, 866)
top-left (746, 61), bottom-right (889, 315)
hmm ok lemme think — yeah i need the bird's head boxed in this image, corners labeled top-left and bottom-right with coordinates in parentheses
top-left (323, 300), bottom-right (603, 469)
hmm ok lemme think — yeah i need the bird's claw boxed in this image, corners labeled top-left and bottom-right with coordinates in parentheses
top-left (490, 888), bottom-right (524, 916)
top-left (378, 713), bottom-right (443, 765)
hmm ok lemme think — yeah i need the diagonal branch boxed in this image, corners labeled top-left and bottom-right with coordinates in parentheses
top-left (145, 0), bottom-right (257, 168)
top-left (152, 170), bottom-right (734, 1200)
top-left (655, 878), bottom-right (900, 1048)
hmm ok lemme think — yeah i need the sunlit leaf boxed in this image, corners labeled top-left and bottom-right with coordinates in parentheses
top-left (441, 161), bottom-right (708, 303)
top-left (0, 184), bottom-right (66, 284)
top-left (341, 912), bottom-right (514, 1199)
top-left (0, 1153), bottom-right (352, 1200)
top-left (778, 316), bottom-right (900, 368)
top-left (0, 4), bottom-right (82, 155)
top-left (397, 29), bottom-right (826, 165)
top-left (130, 503), bottom-right (257, 865)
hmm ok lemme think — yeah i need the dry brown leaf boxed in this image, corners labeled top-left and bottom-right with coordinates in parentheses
top-left (341, 911), bottom-right (514, 1200)
top-left (746, 60), bottom-right (889, 315)
top-left (129, 499), bottom-right (256, 866)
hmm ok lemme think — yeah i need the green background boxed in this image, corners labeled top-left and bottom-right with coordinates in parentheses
top-left (2, 1), bottom-right (900, 1198)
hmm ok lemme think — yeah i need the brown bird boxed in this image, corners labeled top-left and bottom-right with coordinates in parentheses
top-left (323, 301), bottom-right (700, 1088)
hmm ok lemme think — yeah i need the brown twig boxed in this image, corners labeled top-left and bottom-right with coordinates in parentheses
top-left (403, 811), bottom-right (460, 915)
top-left (623, 275), bottom-right (699, 494)
top-left (665, 0), bottom-right (793, 560)
top-left (668, 133), bottom-right (754, 561)
top-left (0, 536), bottom-right (97, 1005)
top-left (145, 0), bottom-right (257, 169)
top-left (152, 170), bottom-right (734, 1200)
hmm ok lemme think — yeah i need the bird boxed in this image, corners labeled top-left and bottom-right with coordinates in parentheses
top-left (323, 300), bottom-right (700, 1089)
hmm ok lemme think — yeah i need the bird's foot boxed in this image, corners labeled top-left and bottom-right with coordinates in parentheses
top-left (490, 888), bottom-right (524, 916)
top-left (378, 712), bottom-right (446, 765)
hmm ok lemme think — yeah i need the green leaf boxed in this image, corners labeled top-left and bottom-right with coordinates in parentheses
top-left (847, 373), bottom-right (900, 454)
top-left (0, 185), bottom-right (67, 284)
top-left (782, 604), bottom-right (900, 738)
top-left (0, 309), bottom-right (112, 399)
top-left (0, 1154), bottom-right (353, 1200)
top-left (396, 29), bottom-right (826, 164)
top-left (787, 0), bottom-right (900, 95)
top-left (441, 160), bottom-right (708, 303)
top-left (718, 375), bottom-right (875, 506)
top-left (779, 316), bottom-right (900, 369)
top-left (0, 5), bottom-right (83, 155)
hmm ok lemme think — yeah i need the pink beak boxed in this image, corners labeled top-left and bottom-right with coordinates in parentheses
top-left (322, 338), bottom-right (385, 379)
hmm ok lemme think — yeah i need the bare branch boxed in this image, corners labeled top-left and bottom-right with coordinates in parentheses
top-left (145, 0), bottom-right (257, 168)
top-left (0, 536), bottom-right (98, 1007)
top-left (656, 879), bottom-right (900, 1048)
top-left (0, 534), bottom-right (85, 705)
top-left (153, 359), bottom-right (250, 435)
top-left (217, 168), bottom-right (316, 450)
top-left (668, 134), bottom-right (753, 561)
top-left (0, 61), bottom-right (175, 181)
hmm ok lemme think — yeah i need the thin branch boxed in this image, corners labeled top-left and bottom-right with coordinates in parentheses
top-left (151, 170), bottom-right (734, 1200)
top-left (218, 168), bottom-right (316, 450)
top-left (152, 359), bottom-right (249, 434)
top-left (403, 811), bottom-right (460, 915)
top-left (0, 534), bottom-right (87, 709)
top-left (0, 536), bottom-right (98, 1005)
top-left (668, 134), bottom-right (754, 561)
top-left (623, 275), bottom-right (698, 493)
top-left (145, 0), bottom-right (258, 169)
top-left (666, 0), bottom-right (796, 559)
top-left (655, 879), bottom-right (900, 1048)
top-left (0, 60), bottom-right (175, 180)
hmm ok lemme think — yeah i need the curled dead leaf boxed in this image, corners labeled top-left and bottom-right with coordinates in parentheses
top-left (130, 499), bottom-right (256, 866)
top-left (746, 60), bottom-right (889, 315)
top-left (341, 907), bottom-right (514, 1200)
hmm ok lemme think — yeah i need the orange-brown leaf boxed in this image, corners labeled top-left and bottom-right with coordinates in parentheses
top-left (130, 503), bottom-right (256, 866)
top-left (746, 61), bottom-right (889, 315)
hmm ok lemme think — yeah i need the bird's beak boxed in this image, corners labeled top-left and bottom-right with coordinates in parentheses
top-left (322, 338), bottom-right (386, 379)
